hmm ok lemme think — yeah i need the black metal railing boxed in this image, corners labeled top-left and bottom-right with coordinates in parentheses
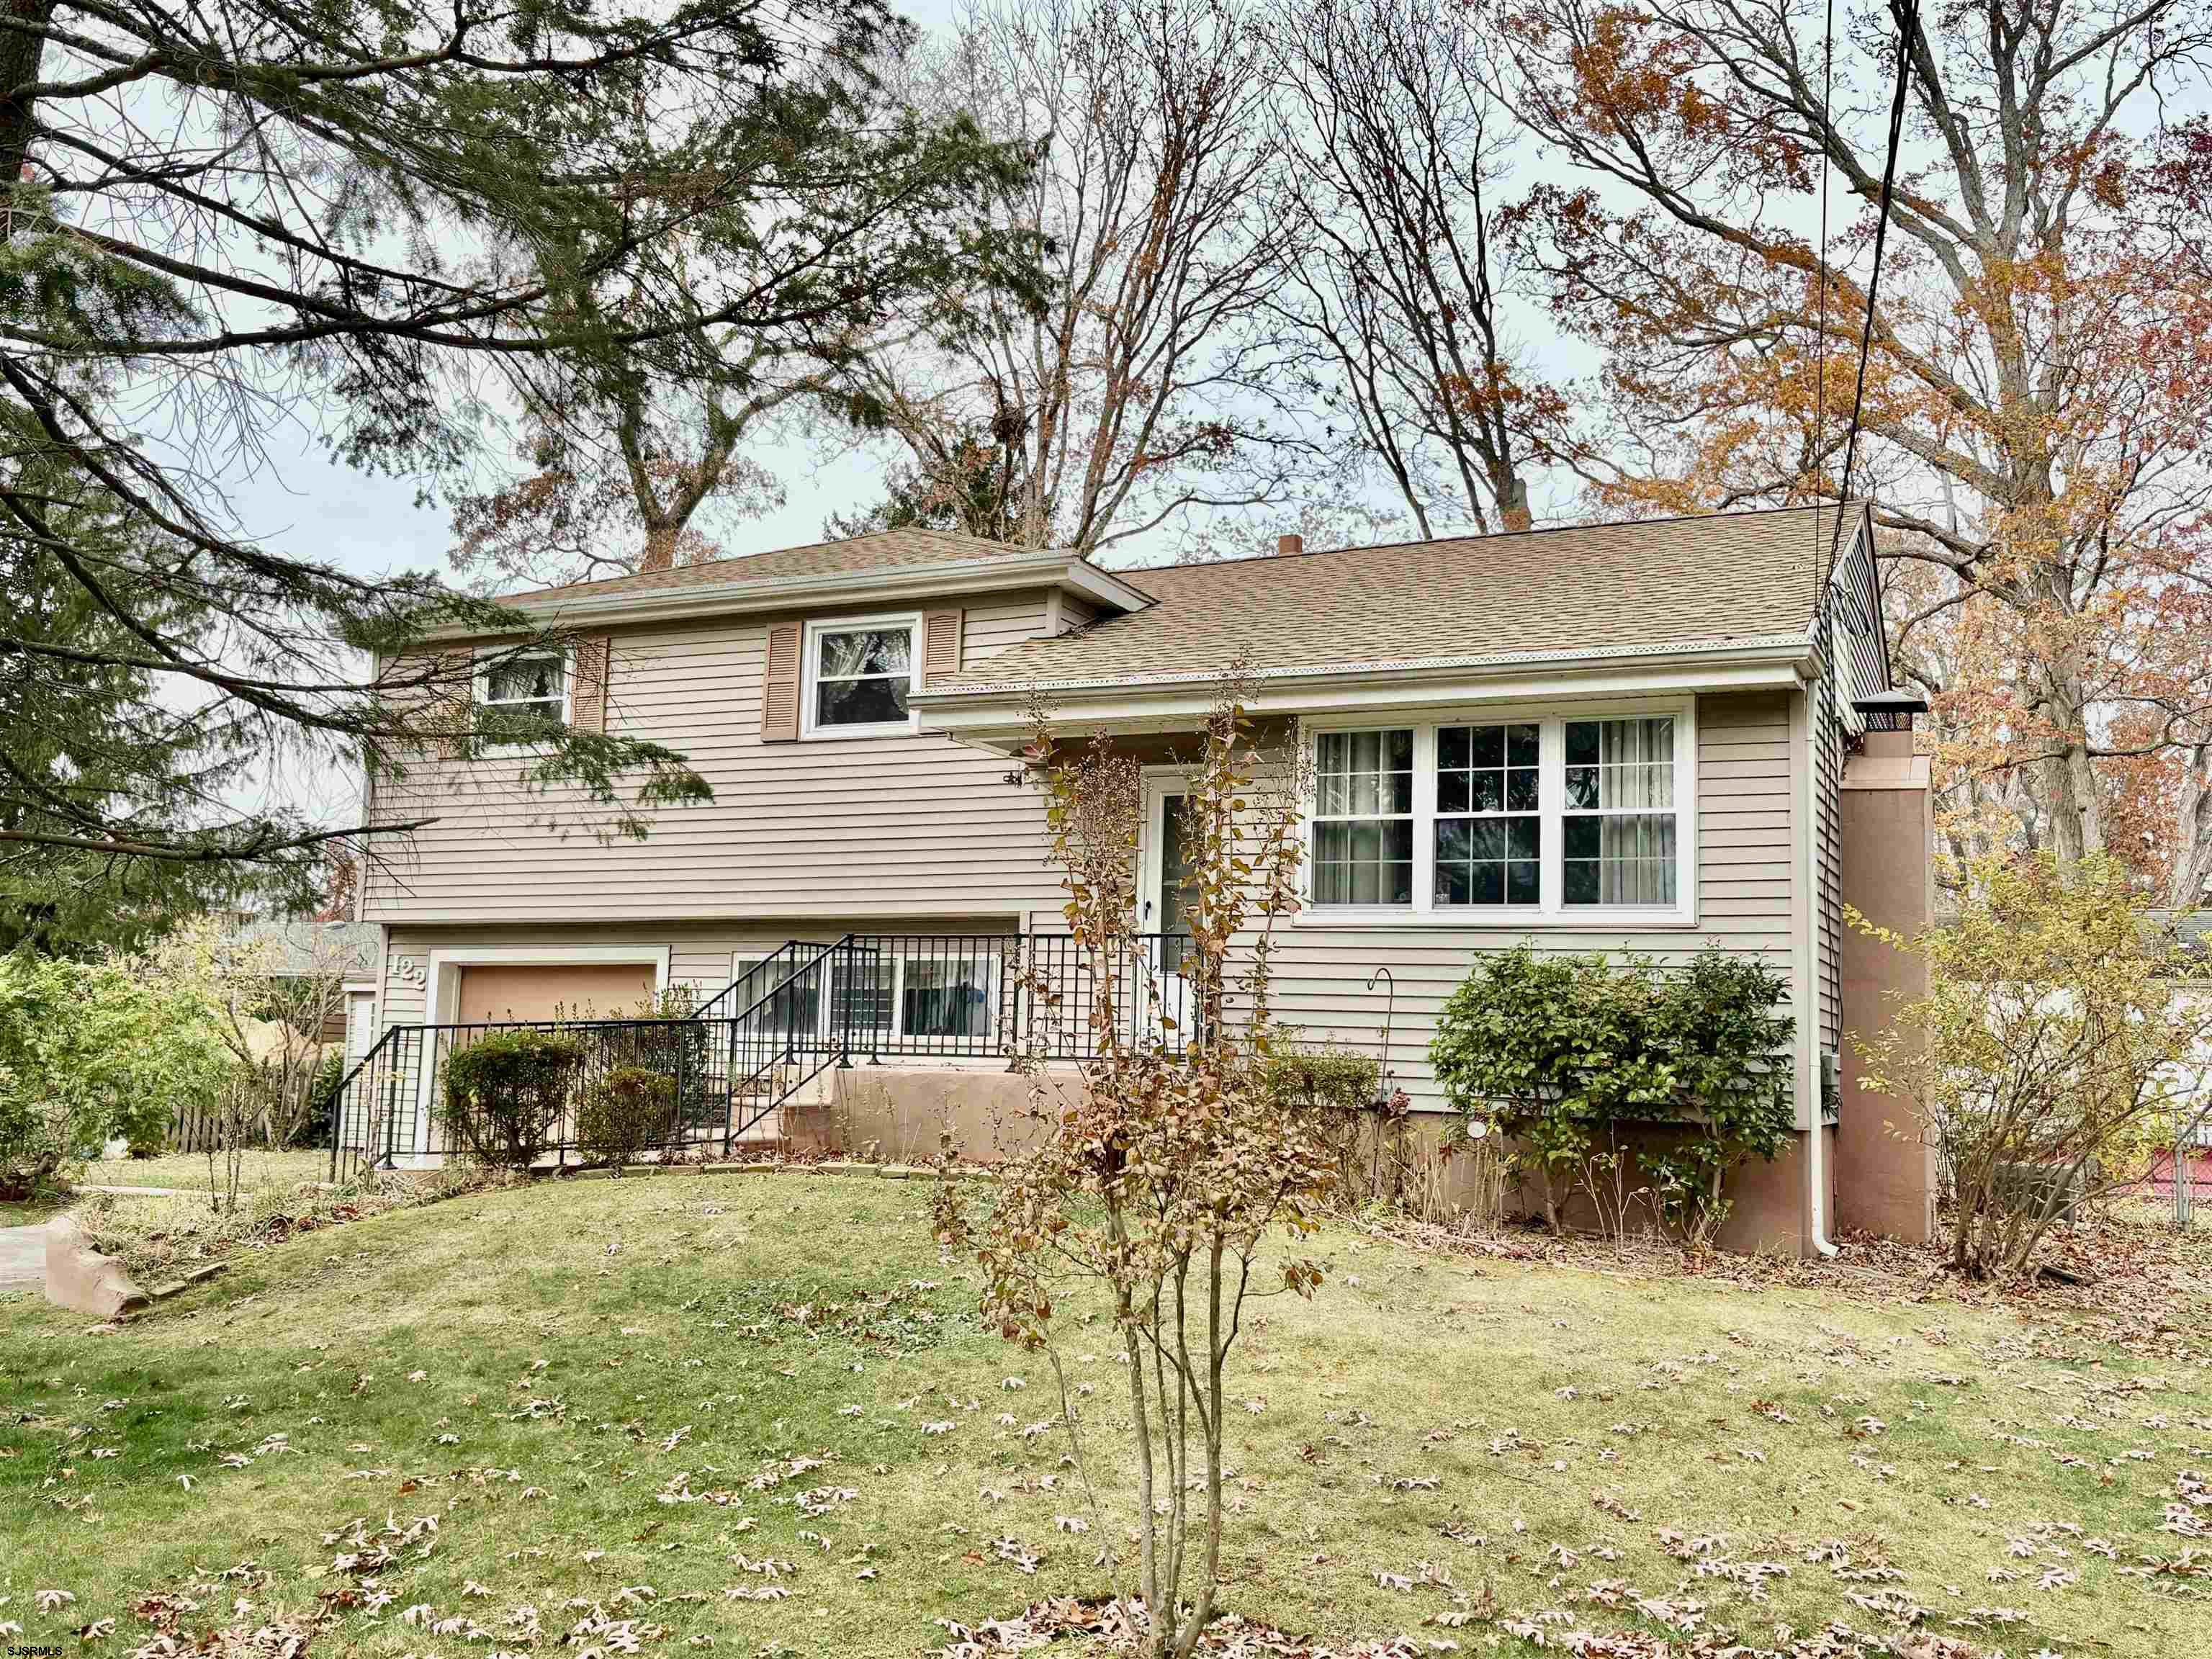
top-left (324, 930), bottom-right (1200, 1179)
top-left (694, 938), bottom-right (836, 1022)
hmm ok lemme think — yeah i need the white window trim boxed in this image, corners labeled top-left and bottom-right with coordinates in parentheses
top-left (1138, 767), bottom-right (1195, 934)
top-left (426, 944), bottom-right (670, 1028)
top-left (800, 612), bottom-right (922, 740)
top-left (473, 644), bottom-right (572, 752)
top-left (1297, 698), bottom-right (1699, 930)
top-left (726, 947), bottom-right (1001, 1043)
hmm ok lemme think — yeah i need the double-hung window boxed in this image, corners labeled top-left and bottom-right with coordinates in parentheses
top-left (475, 649), bottom-right (568, 743)
top-left (1562, 717), bottom-right (1677, 907)
top-left (805, 618), bottom-right (917, 734)
top-left (1312, 729), bottom-right (1413, 905)
top-left (1306, 707), bottom-right (1692, 922)
top-left (1434, 723), bottom-right (1541, 907)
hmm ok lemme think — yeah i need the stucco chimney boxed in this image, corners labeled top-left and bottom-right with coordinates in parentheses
top-left (1277, 533), bottom-right (1303, 557)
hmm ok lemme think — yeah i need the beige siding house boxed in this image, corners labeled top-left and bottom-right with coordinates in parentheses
top-left (350, 505), bottom-right (1932, 1255)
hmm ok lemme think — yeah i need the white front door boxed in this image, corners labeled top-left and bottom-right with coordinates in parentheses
top-left (1137, 773), bottom-right (1195, 1042)
top-left (344, 989), bottom-right (377, 1065)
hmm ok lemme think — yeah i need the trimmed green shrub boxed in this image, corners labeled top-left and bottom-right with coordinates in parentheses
top-left (1430, 944), bottom-right (1794, 1239)
top-left (437, 1030), bottom-right (585, 1169)
top-left (577, 1064), bottom-right (679, 1169)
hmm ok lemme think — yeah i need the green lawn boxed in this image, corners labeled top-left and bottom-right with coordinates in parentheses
top-left (3, 1174), bottom-right (2206, 1657)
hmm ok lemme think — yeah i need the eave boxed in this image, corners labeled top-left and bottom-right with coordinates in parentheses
top-left (914, 634), bottom-right (1820, 751)
top-left (425, 552), bottom-right (1155, 641)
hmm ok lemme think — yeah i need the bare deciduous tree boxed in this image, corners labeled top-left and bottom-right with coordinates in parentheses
top-left (1501, 0), bottom-right (2212, 891)
top-left (1264, 0), bottom-right (1567, 537)
top-left (832, 0), bottom-right (1307, 556)
top-left (936, 673), bottom-right (1334, 1658)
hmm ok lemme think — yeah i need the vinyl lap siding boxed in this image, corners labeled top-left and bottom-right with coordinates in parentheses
top-left (363, 593), bottom-right (1065, 925)
top-left (963, 595), bottom-right (1046, 669)
top-left (380, 917), bottom-right (1017, 1025)
top-left (1262, 693), bottom-right (1799, 1110)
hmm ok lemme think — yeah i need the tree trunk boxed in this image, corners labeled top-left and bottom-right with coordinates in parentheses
top-left (2168, 742), bottom-right (2212, 909)
top-left (1, 0), bottom-right (56, 192)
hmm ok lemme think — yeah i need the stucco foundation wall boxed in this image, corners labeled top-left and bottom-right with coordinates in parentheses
top-left (1509, 1125), bottom-right (1828, 1256)
top-left (799, 1069), bottom-right (1834, 1256)
top-left (1834, 740), bottom-right (1938, 1242)
top-left (794, 1067), bottom-right (1060, 1164)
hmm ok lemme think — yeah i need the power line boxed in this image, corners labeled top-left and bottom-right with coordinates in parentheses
top-left (1818, 0), bottom-right (1922, 665)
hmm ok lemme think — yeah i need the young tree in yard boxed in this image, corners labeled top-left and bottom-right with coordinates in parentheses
top-left (1264, 0), bottom-right (1569, 537)
top-left (934, 677), bottom-right (1336, 1657)
top-left (830, 0), bottom-right (1305, 556)
top-left (1500, 0), bottom-right (2212, 897)
top-left (1, 0), bottom-right (1023, 911)
top-left (1852, 852), bottom-right (2212, 1278)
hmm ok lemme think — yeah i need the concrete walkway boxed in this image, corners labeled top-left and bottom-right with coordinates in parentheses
top-left (0, 1222), bottom-right (44, 1290)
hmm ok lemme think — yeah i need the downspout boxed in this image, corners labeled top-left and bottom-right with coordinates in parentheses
top-left (1793, 673), bottom-right (1840, 1258)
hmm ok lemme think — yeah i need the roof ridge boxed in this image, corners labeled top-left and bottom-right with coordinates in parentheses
top-left (1096, 500), bottom-right (1863, 578)
top-left (501, 524), bottom-right (1061, 603)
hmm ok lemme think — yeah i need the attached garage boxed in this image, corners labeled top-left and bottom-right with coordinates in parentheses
top-left (426, 948), bottom-right (671, 1026)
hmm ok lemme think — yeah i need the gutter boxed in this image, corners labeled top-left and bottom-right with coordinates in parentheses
top-left (914, 631), bottom-right (1819, 703)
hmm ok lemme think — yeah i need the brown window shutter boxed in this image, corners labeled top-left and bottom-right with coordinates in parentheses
top-left (922, 608), bottom-right (964, 686)
top-left (761, 621), bottom-right (802, 742)
top-left (433, 649), bottom-right (475, 760)
top-left (570, 635), bottom-right (611, 733)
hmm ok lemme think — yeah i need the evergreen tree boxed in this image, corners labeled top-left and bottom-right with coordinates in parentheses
top-left (1, 0), bottom-right (1033, 940)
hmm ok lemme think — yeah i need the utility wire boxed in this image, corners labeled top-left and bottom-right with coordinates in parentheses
top-left (1820, 0), bottom-right (1921, 669)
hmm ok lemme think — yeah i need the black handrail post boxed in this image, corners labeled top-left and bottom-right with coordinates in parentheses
top-left (836, 938), bottom-right (853, 1069)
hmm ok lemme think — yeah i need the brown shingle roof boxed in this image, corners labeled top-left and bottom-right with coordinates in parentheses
top-left (941, 505), bottom-right (1856, 690)
top-left (497, 526), bottom-right (1069, 606)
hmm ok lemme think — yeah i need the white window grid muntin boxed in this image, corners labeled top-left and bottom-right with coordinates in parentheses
top-left (1310, 728), bottom-right (1416, 907)
top-left (1300, 700), bottom-right (1696, 925)
top-left (1435, 721), bottom-right (1543, 907)
top-left (801, 613), bottom-right (921, 738)
top-left (1562, 716), bottom-right (1680, 907)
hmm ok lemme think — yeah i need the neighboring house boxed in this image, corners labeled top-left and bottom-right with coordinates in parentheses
top-left (348, 505), bottom-right (1935, 1254)
top-left (228, 917), bottom-right (379, 1048)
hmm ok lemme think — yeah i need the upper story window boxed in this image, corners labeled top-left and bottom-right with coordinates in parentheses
top-left (806, 617), bottom-right (917, 735)
top-left (475, 649), bottom-right (568, 742)
top-left (1305, 706), bottom-right (1693, 924)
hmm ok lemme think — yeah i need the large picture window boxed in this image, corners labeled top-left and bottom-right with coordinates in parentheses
top-left (806, 619), bottom-right (917, 732)
top-left (1307, 708), bottom-right (1691, 922)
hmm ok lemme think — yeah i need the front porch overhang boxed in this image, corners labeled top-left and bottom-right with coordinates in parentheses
top-left (914, 635), bottom-right (1819, 752)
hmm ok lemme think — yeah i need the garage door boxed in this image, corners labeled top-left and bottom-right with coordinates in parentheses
top-left (452, 962), bottom-right (656, 1025)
